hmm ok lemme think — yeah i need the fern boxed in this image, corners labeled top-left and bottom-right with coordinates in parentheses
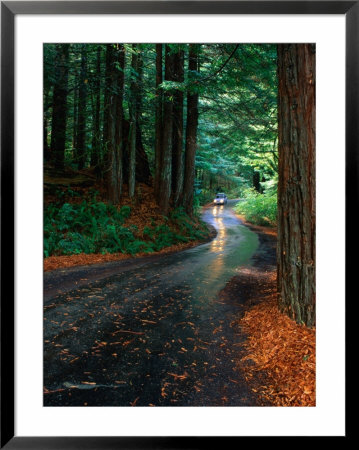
top-left (44, 198), bottom-right (211, 258)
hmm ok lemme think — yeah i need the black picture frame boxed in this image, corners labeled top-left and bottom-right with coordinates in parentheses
top-left (1, 1), bottom-right (352, 447)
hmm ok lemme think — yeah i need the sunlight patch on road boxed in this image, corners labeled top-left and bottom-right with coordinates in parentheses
top-left (211, 208), bottom-right (226, 254)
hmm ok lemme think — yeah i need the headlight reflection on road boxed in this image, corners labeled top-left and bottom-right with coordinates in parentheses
top-left (212, 205), bottom-right (224, 216)
top-left (211, 212), bottom-right (226, 253)
top-left (208, 208), bottom-right (226, 278)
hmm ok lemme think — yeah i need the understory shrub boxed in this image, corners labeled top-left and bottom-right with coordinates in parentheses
top-left (195, 190), bottom-right (215, 207)
top-left (44, 200), bottom-right (210, 258)
top-left (235, 189), bottom-right (277, 226)
top-left (142, 207), bottom-right (208, 252)
top-left (44, 200), bottom-right (137, 257)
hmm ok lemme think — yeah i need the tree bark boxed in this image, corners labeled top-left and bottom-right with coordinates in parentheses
top-left (77, 45), bottom-right (88, 169)
top-left (104, 44), bottom-right (121, 203)
top-left (128, 44), bottom-right (139, 199)
top-left (277, 44), bottom-right (316, 327)
top-left (102, 44), bottom-right (112, 176)
top-left (50, 44), bottom-right (69, 170)
top-left (114, 44), bottom-right (125, 197)
top-left (183, 44), bottom-right (200, 216)
top-left (172, 47), bottom-right (184, 207)
top-left (44, 115), bottom-right (49, 160)
top-left (159, 45), bottom-right (174, 215)
top-left (72, 69), bottom-right (79, 162)
top-left (122, 119), bottom-right (151, 185)
top-left (154, 44), bottom-right (163, 199)
top-left (91, 45), bottom-right (102, 173)
top-left (43, 87), bottom-right (51, 161)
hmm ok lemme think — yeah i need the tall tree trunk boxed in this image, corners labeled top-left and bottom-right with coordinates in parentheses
top-left (44, 115), bottom-right (49, 160)
top-left (172, 47), bottom-right (184, 207)
top-left (43, 87), bottom-right (51, 161)
top-left (128, 44), bottom-right (139, 199)
top-left (277, 44), bottom-right (316, 327)
top-left (183, 44), bottom-right (200, 216)
top-left (77, 45), bottom-right (88, 170)
top-left (159, 45), bottom-right (174, 214)
top-left (122, 119), bottom-right (151, 185)
top-left (102, 45), bottom-right (112, 178)
top-left (154, 44), bottom-right (163, 198)
top-left (91, 45), bottom-right (102, 174)
top-left (72, 70), bottom-right (79, 162)
top-left (114, 44), bottom-right (125, 198)
top-left (135, 123), bottom-right (151, 184)
top-left (104, 44), bottom-right (120, 203)
top-left (50, 44), bottom-right (69, 170)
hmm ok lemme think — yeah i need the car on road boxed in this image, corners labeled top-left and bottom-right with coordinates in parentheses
top-left (213, 193), bottom-right (228, 205)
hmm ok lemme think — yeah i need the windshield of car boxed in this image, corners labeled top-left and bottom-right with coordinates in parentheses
top-left (216, 194), bottom-right (225, 198)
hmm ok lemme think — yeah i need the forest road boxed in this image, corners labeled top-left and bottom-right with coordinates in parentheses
top-left (44, 201), bottom-right (275, 406)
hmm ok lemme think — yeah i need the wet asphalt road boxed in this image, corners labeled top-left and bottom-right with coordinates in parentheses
top-left (44, 201), bottom-right (262, 406)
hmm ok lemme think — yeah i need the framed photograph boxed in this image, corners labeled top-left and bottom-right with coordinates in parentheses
top-left (1, 1), bottom-right (351, 447)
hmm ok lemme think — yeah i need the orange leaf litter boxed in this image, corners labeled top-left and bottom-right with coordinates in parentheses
top-left (43, 239), bottom-right (206, 272)
top-left (238, 292), bottom-right (316, 406)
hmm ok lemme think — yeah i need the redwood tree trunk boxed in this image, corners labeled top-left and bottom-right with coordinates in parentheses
top-left (172, 47), bottom-right (184, 207)
top-left (129, 44), bottom-right (139, 199)
top-left (183, 44), bottom-right (200, 216)
top-left (43, 115), bottom-right (49, 160)
top-left (159, 45), bottom-right (174, 214)
top-left (114, 44), bottom-right (125, 197)
top-left (102, 46), bottom-right (111, 159)
top-left (104, 44), bottom-right (120, 203)
top-left (154, 44), bottom-right (163, 199)
top-left (121, 119), bottom-right (151, 185)
top-left (77, 45), bottom-right (87, 169)
top-left (43, 85), bottom-right (51, 161)
top-left (277, 44), bottom-right (316, 327)
top-left (91, 45), bottom-right (102, 173)
top-left (50, 44), bottom-right (69, 170)
top-left (72, 70), bottom-right (79, 162)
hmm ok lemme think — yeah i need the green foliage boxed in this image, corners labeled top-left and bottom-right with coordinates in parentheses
top-left (195, 44), bottom-right (278, 201)
top-left (195, 190), bottom-right (215, 207)
top-left (170, 207), bottom-right (207, 238)
top-left (227, 183), bottom-right (249, 199)
top-left (158, 80), bottom-right (186, 93)
top-left (141, 207), bottom-right (208, 252)
top-left (44, 200), bottom-right (210, 258)
top-left (235, 188), bottom-right (277, 226)
top-left (44, 200), bottom-right (134, 257)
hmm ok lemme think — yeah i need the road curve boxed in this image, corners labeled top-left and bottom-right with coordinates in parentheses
top-left (44, 201), bottom-right (261, 406)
